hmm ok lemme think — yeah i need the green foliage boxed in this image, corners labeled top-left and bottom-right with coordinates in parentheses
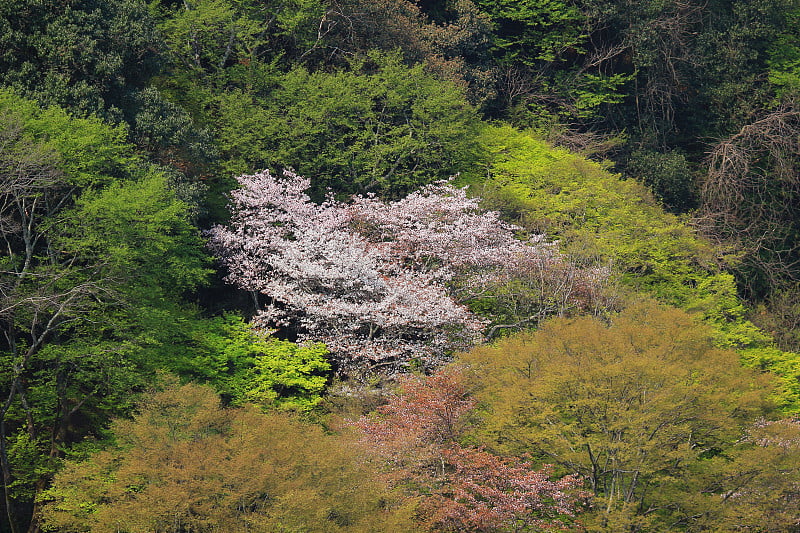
top-left (504, 69), bottom-right (633, 129)
top-left (0, 91), bottom-right (217, 531)
top-left (625, 148), bottom-right (696, 212)
top-left (474, 125), bottom-right (715, 307)
top-left (40, 381), bottom-right (421, 533)
top-left (474, 0), bottom-right (584, 65)
top-left (176, 315), bottom-right (331, 411)
top-left (0, 0), bottom-right (216, 197)
top-left (0, 89), bottom-right (208, 319)
top-left (237, 340), bottom-right (330, 411)
top-left (157, 0), bottom-right (263, 74)
top-left (739, 346), bottom-right (800, 411)
top-left (693, 0), bottom-right (793, 135)
top-left (0, 0), bottom-right (162, 120)
top-left (151, 0), bottom-right (321, 80)
top-left (124, 87), bottom-right (217, 184)
top-left (767, 7), bottom-right (800, 97)
top-left (471, 0), bottom-right (631, 126)
top-left (1, 338), bottom-right (151, 504)
top-left (460, 301), bottom-right (779, 531)
top-left (0, 89), bottom-right (134, 187)
top-left (58, 169), bottom-right (211, 297)
top-left (472, 125), bottom-right (800, 410)
top-left (571, 72), bottom-right (632, 117)
top-left (473, 0), bottom-right (797, 156)
top-left (214, 52), bottom-right (482, 197)
top-left (148, 0), bottom-right (321, 123)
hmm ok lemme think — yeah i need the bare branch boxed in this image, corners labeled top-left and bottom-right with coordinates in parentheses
top-left (698, 101), bottom-right (800, 293)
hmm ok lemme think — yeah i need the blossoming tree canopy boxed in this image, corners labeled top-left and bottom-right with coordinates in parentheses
top-left (208, 169), bottom-right (604, 372)
top-left (353, 366), bottom-right (588, 531)
top-left (208, 170), bottom-right (480, 371)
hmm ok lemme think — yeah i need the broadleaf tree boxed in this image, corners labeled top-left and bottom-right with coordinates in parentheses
top-left (354, 366), bottom-right (587, 532)
top-left (208, 171), bottom-right (484, 374)
top-left (208, 169), bottom-right (608, 374)
top-left (0, 91), bottom-right (211, 533)
top-left (40, 380), bottom-right (421, 533)
top-left (461, 301), bottom-right (780, 531)
top-left (212, 52), bottom-right (483, 199)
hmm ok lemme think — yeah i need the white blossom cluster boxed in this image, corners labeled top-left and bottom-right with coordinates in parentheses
top-left (208, 170), bottom-right (605, 373)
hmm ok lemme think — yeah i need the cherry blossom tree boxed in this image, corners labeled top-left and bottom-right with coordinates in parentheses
top-left (348, 181), bottom-right (538, 281)
top-left (431, 448), bottom-right (586, 533)
top-left (207, 170), bottom-right (484, 372)
top-left (354, 366), bottom-right (587, 532)
top-left (348, 181), bottom-right (614, 335)
top-left (208, 169), bottom-right (608, 372)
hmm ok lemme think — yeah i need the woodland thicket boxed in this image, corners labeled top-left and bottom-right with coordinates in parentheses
top-left (3, 1), bottom-right (800, 531)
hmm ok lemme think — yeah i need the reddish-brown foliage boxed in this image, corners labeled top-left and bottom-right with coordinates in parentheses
top-left (355, 366), bottom-right (587, 532)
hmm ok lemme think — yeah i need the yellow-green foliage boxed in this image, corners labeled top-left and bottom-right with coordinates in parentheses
top-left (459, 301), bottom-right (780, 531)
top-left (469, 125), bottom-right (800, 411)
top-left (40, 381), bottom-right (420, 533)
top-left (471, 125), bottom-right (716, 307)
top-left (740, 346), bottom-right (800, 410)
top-left (196, 315), bottom-right (331, 411)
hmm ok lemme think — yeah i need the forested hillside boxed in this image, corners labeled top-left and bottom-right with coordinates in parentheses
top-left (2, 0), bottom-right (800, 531)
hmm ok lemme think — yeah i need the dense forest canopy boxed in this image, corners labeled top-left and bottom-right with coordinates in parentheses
top-left (2, 0), bottom-right (800, 531)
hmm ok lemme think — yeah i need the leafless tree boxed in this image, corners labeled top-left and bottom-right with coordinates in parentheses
top-left (697, 101), bottom-right (800, 296)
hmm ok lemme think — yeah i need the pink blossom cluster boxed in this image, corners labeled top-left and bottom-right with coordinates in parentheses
top-left (208, 170), bottom-right (606, 371)
top-left (434, 448), bottom-right (586, 532)
top-left (350, 180), bottom-right (612, 321)
top-left (208, 171), bottom-right (487, 371)
top-left (349, 181), bottom-right (541, 278)
top-left (355, 366), bottom-right (587, 531)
